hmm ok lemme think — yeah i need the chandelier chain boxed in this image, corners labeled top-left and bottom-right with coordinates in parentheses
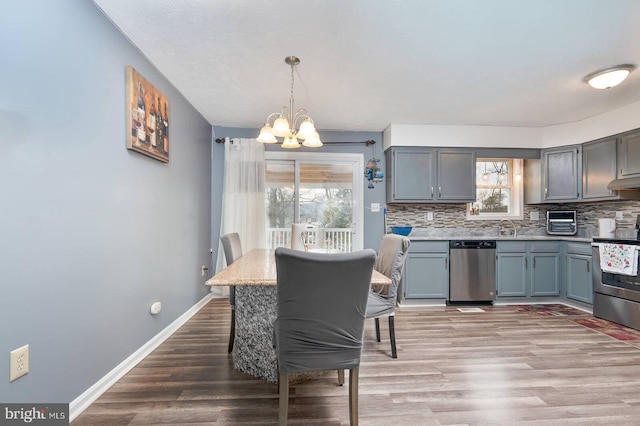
top-left (289, 62), bottom-right (295, 106)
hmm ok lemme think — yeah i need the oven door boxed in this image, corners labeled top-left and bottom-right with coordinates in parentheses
top-left (593, 246), bottom-right (640, 303)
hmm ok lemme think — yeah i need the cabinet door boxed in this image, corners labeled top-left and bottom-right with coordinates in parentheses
top-left (618, 130), bottom-right (640, 177)
top-left (530, 253), bottom-right (561, 296)
top-left (436, 150), bottom-right (476, 201)
top-left (391, 149), bottom-right (434, 201)
top-left (496, 253), bottom-right (528, 297)
top-left (582, 137), bottom-right (617, 200)
top-left (543, 146), bottom-right (581, 201)
top-left (566, 254), bottom-right (593, 304)
top-left (403, 252), bottom-right (448, 298)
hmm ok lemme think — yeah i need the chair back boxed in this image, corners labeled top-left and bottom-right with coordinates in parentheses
top-left (274, 247), bottom-right (376, 375)
top-left (220, 233), bottom-right (243, 305)
top-left (373, 234), bottom-right (410, 302)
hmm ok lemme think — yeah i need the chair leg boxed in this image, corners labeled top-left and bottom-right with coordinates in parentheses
top-left (278, 372), bottom-right (289, 426)
top-left (374, 318), bottom-right (381, 342)
top-left (227, 310), bottom-right (236, 353)
top-left (349, 368), bottom-right (359, 426)
top-left (389, 315), bottom-right (397, 359)
top-left (337, 370), bottom-right (345, 386)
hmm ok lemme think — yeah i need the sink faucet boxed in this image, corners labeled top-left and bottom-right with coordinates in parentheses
top-left (499, 219), bottom-right (517, 237)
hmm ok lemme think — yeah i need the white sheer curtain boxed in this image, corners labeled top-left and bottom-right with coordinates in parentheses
top-left (215, 137), bottom-right (266, 279)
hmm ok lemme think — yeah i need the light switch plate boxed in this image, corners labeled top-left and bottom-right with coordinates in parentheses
top-left (616, 211), bottom-right (624, 220)
top-left (371, 203), bottom-right (380, 212)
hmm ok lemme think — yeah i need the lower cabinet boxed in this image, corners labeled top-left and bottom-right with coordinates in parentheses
top-left (565, 243), bottom-right (593, 304)
top-left (496, 241), bottom-right (561, 298)
top-left (402, 241), bottom-right (449, 299)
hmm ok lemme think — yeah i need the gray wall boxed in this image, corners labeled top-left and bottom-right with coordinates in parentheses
top-left (0, 0), bottom-right (212, 403)
top-left (212, 128), bottom-right (386, 250)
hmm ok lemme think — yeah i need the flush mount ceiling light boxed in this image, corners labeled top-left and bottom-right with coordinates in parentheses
top-left (585, 64), bottom-right (635, 89)
top-left (257, 56), bottom-right (322, 148)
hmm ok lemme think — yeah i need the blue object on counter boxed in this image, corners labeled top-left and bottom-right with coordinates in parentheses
top-left (390, 226), bottom-right (412, 236)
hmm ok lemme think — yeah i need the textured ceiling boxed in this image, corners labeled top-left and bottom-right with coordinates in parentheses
top-left (93, 0), bottom-right (640, 132)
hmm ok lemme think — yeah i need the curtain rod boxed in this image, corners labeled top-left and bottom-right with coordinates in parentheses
top-left (215, 138), bottom-right (376, 146)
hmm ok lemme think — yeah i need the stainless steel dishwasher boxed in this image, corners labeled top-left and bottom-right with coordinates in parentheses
top-left (449, 240), bottom-right (496, 304)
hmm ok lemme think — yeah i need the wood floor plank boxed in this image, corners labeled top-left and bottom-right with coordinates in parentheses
top-left (72, 300), bottom-right (640, 425)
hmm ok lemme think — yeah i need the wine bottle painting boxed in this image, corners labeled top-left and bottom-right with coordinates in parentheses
top-left (125, 66), bottom-right (169, 163)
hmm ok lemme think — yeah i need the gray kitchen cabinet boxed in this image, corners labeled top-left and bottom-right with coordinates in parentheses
top-left (496, 251), bottom-right (528, 297)
top-left (402, 241), bottom-right (449, 299)
top-left (386, 147), bottom-right (475, 203)
top-left (496, 241), bottom-right (561, 298)
top-left (542, 145), bottom-right (582, 202)
top-left (530, 251), bottom-right (561, 296)
top-left (565, 242), bottom-right (593, 304)
top-left (386, 148), bottom-right (434, 201)
top-left (436, 150), bottom-right (476, 201)
top-left (618, 129), bottom-right (640, 178)
top-left (582, 137), bottom-right (618, 200)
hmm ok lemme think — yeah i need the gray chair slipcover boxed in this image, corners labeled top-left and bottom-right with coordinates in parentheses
top-left (220, 232), bottom-right (243, 353)
top-left (274, 247), bottom-right (376, 426)
top-left (365, 234), bottom-right (410, 358)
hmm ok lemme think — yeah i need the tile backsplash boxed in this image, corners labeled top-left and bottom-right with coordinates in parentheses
top-left (386, 200), bottom-right (640, 239)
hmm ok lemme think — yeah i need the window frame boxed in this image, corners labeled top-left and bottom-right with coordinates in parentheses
top-left (466, 158), bottom-right (523, 221)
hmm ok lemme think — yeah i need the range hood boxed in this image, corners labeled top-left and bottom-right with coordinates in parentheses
top-left (607, 176), bottom-right (640, 191)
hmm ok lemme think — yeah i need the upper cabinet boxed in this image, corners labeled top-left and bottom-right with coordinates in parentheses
top-left (386, 147), bottom-right (475, 203)
top-left (542, 145), bottom-right (582, 202)
top-left (436, 150), bottom-right (476, 201)
top-left (618, 129), bottom-right (640, 178)
top-left (386, 148), bottom-right (434, 201)
top-left (582, 137), bottom-right (618, 200)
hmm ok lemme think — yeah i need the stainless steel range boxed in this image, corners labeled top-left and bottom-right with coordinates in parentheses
top-left (592, 235), bottom-right (640, 331)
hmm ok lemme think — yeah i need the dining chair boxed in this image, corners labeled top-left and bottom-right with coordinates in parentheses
top-left (366, 234), bottom-right (410, 359)
top-left (274, 247), bottom-right (376, 426)
top-left (220, 232), bottom-right (243, 354)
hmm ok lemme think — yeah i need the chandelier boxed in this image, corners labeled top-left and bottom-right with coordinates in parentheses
top-left (257, 56), bottom-right (322, 148)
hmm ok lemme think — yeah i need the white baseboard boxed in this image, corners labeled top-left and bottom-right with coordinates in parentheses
top-left (69, 292), bottom-right (214, 422)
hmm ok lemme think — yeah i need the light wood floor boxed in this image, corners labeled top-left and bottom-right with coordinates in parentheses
top-left (72, 299), bottom-right (640, 425)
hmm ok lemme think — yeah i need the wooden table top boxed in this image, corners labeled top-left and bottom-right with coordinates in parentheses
top-left (205, 248), bottom-right (391, 287)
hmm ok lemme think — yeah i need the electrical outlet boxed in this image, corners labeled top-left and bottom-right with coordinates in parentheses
top-left (10, 345), bottom-right (29, 382)
top-left (530, 211), bottom-right (540, 221)
top-left (616, 211), bottom-right (624, 220)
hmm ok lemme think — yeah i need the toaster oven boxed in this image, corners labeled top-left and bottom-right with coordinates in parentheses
top-left (546, 210), bottom-right (577, 235)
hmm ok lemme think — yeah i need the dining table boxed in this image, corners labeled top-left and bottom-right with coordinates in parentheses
top-left (205, 248), bottom-right (392, 382)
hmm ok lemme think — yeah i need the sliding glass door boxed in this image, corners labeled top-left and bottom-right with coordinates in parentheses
top-left (265, 152), bottom-right (363, 252)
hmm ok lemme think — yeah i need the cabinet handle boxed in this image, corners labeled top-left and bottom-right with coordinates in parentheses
top-left (444, 257), bottom-right (448, 269)
top-left (587, 260), bottom-right (590, 273)
top-left (544, 187), bottom-right (548, 198)
top-left (533, 258), bottom-right (536, 268)
top-left (438, 187), bottom-right (442, 198)
top-left (525, 258), bottom-right (528, 269)
top-left (431, 187), bottom-right (434, 198)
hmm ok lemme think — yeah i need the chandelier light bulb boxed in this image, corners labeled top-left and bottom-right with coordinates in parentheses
top-left (281, 135), bottom-right (300, 149)
top-left (297, 119), bottom-right (316, 140)
top-left (272, 116), bottom-right (290, 137)
top-left (302, 131), bottom-right (323, 147)
top-left (257, 125), bottom-right (277, 144)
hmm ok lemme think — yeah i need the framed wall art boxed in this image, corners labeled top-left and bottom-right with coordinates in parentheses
top-left (125, 65), bottom-right (170, 162)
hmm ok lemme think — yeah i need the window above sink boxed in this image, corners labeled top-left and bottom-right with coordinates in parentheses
top-left (467, 158), bottom-right (523, 221)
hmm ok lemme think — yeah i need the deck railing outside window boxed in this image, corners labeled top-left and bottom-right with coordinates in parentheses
top-left (266, 227), bottom-right (352, 252)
